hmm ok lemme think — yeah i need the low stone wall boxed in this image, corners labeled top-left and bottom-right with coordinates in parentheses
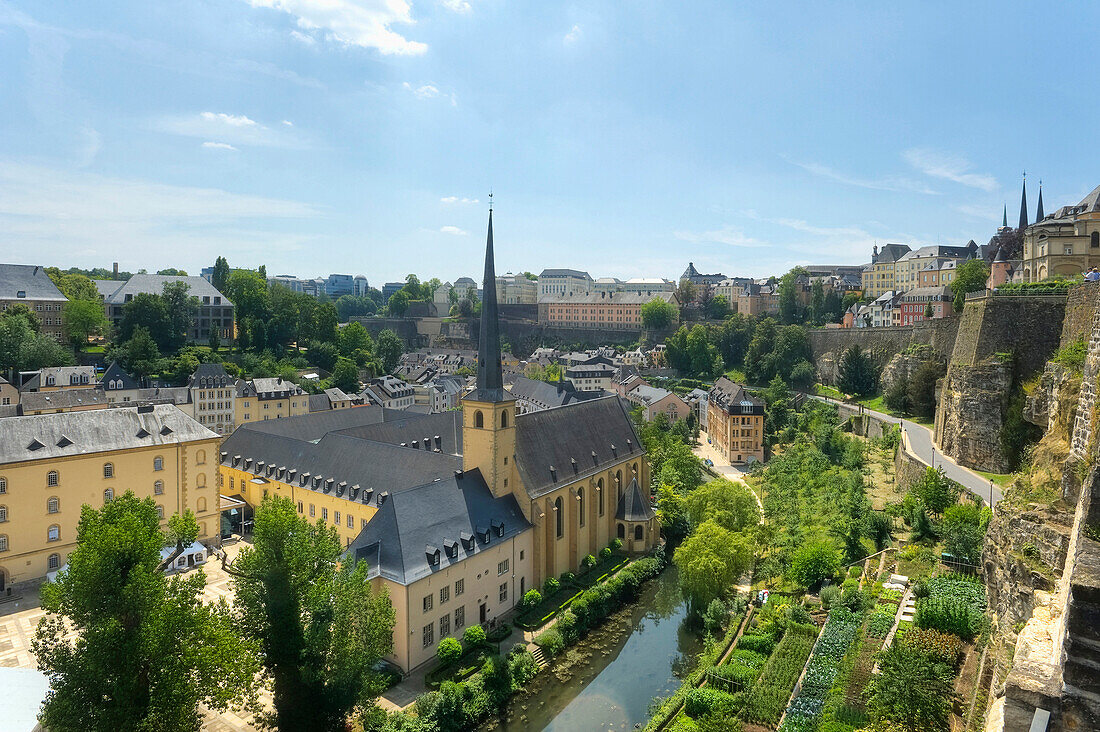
top-left (894, 438), bottom-right (928, 493)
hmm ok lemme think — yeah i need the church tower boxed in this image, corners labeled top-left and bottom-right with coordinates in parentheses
top-left (461, 201), bottom-right (517, 498)
top-left (1036, 181), bottom-right (1044, 221)
top-left (1018, 174), bottom-right (1029, 230)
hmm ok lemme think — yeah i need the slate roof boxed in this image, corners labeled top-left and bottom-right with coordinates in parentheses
top-left (616, 478), bottom-right (655, 522)
top-left (512, 396), bottom-right (643, 500)
top-left (101, 361), bottom-right (140, 391)
top-left (220, 430), bottom-right (460, 510)
top-left (99, 274), bottom-right (233, 306)
top-left (709, 377), bottom-right (763, 414)
top-left (0, 405), bottom-right (216, 464)
top-left (872, 243), bottom-right (912, 264)
top-left (187, 363), bottom-right (234, 389)
top-left (540, 291), bottom-right (677, 306)
top-left (509, 376), bottom-right (605, 411)
top-left (20, 366), bottom-right (97, 391)
top-left (20, 389), bottom-right (109, 412)
top-left (334, 410), bottom-right (465, 455)
top-left (308, 393), bottom-right (331, 412)
top-left (238, 405), bottom-right (386, 441)
top-left (538, 268), bottom-right (592, 279)
top-left (93, 279), bottom-right (124, 299)
top-left (629, 384), bottom-right (676, 404)
top-left (345, 469), bottom-right (530, 585)
top-left (0, 264), bottom-right (67, 302)
top-left (565, 362), bottom-right (617, 377)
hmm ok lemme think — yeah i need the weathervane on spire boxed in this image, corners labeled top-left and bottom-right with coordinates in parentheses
top-left (488, 190), bottom-right (493, 212)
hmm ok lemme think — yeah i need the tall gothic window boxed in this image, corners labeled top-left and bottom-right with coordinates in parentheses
top-left (577, 488), bottom-right (585, 528)
top-left (475, 410), bottom-right (484, 428)
top-left (555, 497), bottom-right (563, 538)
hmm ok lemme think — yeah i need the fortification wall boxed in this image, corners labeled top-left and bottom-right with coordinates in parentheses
top-left (1060, 280), bottom-right (1100, 347)
top-left (807, 316), bottom-right (960, 363)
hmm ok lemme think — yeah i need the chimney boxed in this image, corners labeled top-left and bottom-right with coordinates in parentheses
top-left (113, 262), bottom-right (119, 278)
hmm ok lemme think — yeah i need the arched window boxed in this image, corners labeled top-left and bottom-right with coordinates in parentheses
top-left (154, 480), bottom-right (164, 495)
top-left (0, 477), bottom-right (6, 494)
top-left (617, 523), bottom-right (625, 539)
top-left (197, 497), bottom-right (207, 512)
top-left (197, 473), bottom-right (207, 488)
top-left (47, 471), bottom-right (59, 487)
top-left (554, 497), bottom-right (563, 538)
top-left (103, 463), bottom-right (113, 479)
top-left (634, 525), bottom-right (644, 541)
top-left (156, 506), bottom-right (164, 520)
top-left (47, 497), bottom-right (59, 514)
top-left (0, 505), bottom-right (7, 522)
top-left (48, 553), bottom-right (61, 570)
top-left (474, 410), bottom-right (484, 428)
top-left (500, 410), bottom-right (508, 428)
top-left (153, 456), bottom-right (164, 472)
top-left (0, 534), bottom-right (7, 551)
top-left (103, 488), bottom-right (113, 503)
top-left (578, 487), bottom-right (585, 528)
top-left (196, 450), bottom-right (206, 465)
top-left (47, 525), bottom-right (60, 542)
top-left (597, 478), bottom-right (605, 516)
top-left (1092, 231), bottom-right (1099, 249)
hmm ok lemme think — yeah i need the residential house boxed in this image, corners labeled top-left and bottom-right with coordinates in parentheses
top-left (414, 374), bottom-right (466, 413)
top-left (363, 376), bottom-right (416, 410)
top-left (495, 273), bottom-right (537, 305)
top-left (235, 377), bottom-right (310, 425)
top-left (897, 287), bottom-right (954, 326)
top-left (862, 244), bottom-right (912, 299)
top-left (187, 363), bottom-right (236, 435)
top-left (869, 291), bottom-right (900, 328)
top-left (626, 385), bottom-right (690, 422)
top-left (564, 361), bottom-right (617, 392)
top-left (684, 388), bottom-right (709, 431)
top-left (0, 264), bottom-right (68, 342)
top-left (508, 376), bottom-right (605, 414)
top-left (19, 366), bottom-right (96, 392)
top-left (707, 378), bottom-right (764, 464)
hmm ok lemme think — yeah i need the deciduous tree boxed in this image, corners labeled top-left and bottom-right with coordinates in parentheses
top-left (63, 299), bottom-right (108, 347)
top-left (674, 520), bottom-right (753, 612)
top-left (641, 299), bottom-right (677, 329)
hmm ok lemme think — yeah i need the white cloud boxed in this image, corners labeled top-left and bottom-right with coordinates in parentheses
top-left (245, 0), bottom-right (427, 55)
top-left (157, 111), bottom-right (302, 148)
top-left (903, 148), bottom-right (998, 192)
top-left (0, 161), bottom-right (320, 267)
top-left (441, 196), bottom-right (479, 204)
top-left (786, 157), bottom-right (938, 195)
top-left (202, 141), bottom-right (239, 151)
top-left (403, 81), bottom-right (439, 99)
top-left (441, 0), bottom-right (471, 13)
top-left (281, 119), bottom-right (294, 126)
top-left (440, 225), bottom-right (467, 235)
top-left (674, 227), bottom-right (766, 248)
top-left (289, 29), bottom-right (316, 45)
top-left (200, 111), bottom-right (257, 127)
top-left (564, 24), bottom-right (581, 44)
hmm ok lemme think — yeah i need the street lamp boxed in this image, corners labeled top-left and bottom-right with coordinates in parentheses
top-left (931, 446), bottom-right (936, 470)
top-left (990, 480), bottom-right (994, 508)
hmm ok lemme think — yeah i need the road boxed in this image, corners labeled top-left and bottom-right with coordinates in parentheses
top-left (811, 395), bottom-right (1002, 507)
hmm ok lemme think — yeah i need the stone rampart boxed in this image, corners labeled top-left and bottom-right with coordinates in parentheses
top-left (1060, 280), bottom-right (1100, 347)
top-left (807, 316), bottom-right (960, 364)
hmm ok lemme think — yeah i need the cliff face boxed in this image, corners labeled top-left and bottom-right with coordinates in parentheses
top-left (938, 358), bottom-right (1014, 473)
top-left (879, 344), bottom-right (945, 394)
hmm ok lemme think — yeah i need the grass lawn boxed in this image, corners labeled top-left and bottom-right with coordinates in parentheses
top-left (976, 470), bottom-right (1014, 487)
top-left (814, 384), bottom-right (845, 400)
top-left (724, 368), bottom-right (747, 383)
top-left (82, 345), bottom-right (106, 354)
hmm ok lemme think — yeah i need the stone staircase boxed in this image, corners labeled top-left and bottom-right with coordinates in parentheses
top-left (530, 644), bottom-right (549, 670)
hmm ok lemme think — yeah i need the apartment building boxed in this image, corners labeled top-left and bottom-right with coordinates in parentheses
top-left (0, 264), bottom-right (68, 342)
top-left (707, 377), bottom-right (764, 464)
top-left (538, 291), bottom-right (679, 330)
top-left (97, 274), bottom-right (234, 342)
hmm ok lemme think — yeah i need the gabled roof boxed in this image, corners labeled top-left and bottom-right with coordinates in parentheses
top-left (616, 478), bottom-right (655, 522)
top-left (0, 264), bottom-right (67, 302)
top-left (346, 469), bottom-right (531, 585)
top-left (334, 410), bottom-right (465, 455)
top-left (708, 377), bottom-right (762, 413)
top-left (629, 384), bottom-right (677, 405)
top-left (100, 361), bottom-right (141, 391)
top-left (19, 389), bottom-right (109, 412)
top-left (99, 274), bottom-right (233, 306)
top-left (512, 396), bottom-right (643, 500)
top-left (0, 405), bottom-right (215, 463)
top-left (187, 363), bottom-right (234, 389)
top-left (240, 405), bottom-right (386, 439)
top-left (20, 366), bottom-right (97, 391)
top-left (508, 376), bottom-right (605, 410)
top-left (538, 268), bottom-right (592, 279)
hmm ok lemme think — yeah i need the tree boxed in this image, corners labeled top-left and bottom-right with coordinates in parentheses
top-left (436, 637), bottom-right (462, 666)
top-left (157, 268), bottom-right (188, 276)
top-left (332, 358), bottom-right (361, 393)
top-left (715, 314), bottom-right (755, 367)
top-left (788, 539), bottom-right (841, 588)
top-left (1, 308), bottom-right (74, 374)
top-left (836, 345), bottom-right (878, 396)
top-left (687, 324), bottom-right (721, 376)
top-left (950, 259), bottom-right (990, 312)
top-left (673, 520), bottom-right (753, 612)
top-left (62, 299), bottom-right (107, 347)
top-left (375, 329), bottom-right (404, 373)
top-left (866, 644), bottom-right (955, 731)
top-left (924, 302), bottom-right (935, 319)
top-left (50, 272), bottom-right (100, 302)
top-left (120, 293), bottom-right (173, 351)
top-left (809, 279), bottom-right (825, 324)
top-left (339, 321), bottom-right (374, 357)
top-left (117, 326), bottom-right (162, 377)
top-left (907, 359), bottom-right (942, 419)
top-left (763, 375), bottom-right (794, 441)
top-left (336, 295), bottom-right (376, 321)
top-left (224, 269), bottom-right (271, 330)
top-left (685, 479), bottom-right (760, 532)
top-left (208, 326), bottom-right (221, 352)
top-left (388, 290), bottom-right (410, 316)
top-left (910, 467), bottom-right (958, 516)
top-left (228, 496), bottom-right (396, 732)
top-left (705, 295), bottom-right (730, 320)
top-left (778, 267), bottom-right (808, 324)
top-left (313, 302), bottom-right (339, 344)
top-left (162, 280), bottom-right (200, 352)
top-left (655, 484), bottom-right (690, 546)
top-left (33, 492), bottom-right (258, 732)
top-left (211, 256), bottom-right (231, 292)
top-left (641, 299), bottom-right (677, 329)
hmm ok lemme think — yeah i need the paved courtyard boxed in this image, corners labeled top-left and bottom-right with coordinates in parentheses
top-left (0, 541), bottom-right (262, 731)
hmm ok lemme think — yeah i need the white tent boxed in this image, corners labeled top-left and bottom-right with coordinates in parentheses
top-left (159, 541), bottom-right (208, 572)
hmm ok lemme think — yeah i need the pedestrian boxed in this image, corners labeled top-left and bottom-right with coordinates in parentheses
top-left (1085, 267), bottom-right (1100, 282)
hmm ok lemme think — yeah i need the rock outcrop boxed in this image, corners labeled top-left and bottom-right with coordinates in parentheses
top-left (938, 357), bottom-right (1014, 473)
top-left (1024, 363), bottom-right (1080, 435)
top-left (880, 344), bottom-right (946, 394)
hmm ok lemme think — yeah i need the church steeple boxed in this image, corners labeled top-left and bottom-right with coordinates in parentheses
top-left (1036, 181), bottom-right (1044, 221)
top-left (1018, 173), bottom-right (1029, 230)
top-left (473, 198), bottom-right (506, 402)
top-left (1002, 204), bottom-right (1008, 229)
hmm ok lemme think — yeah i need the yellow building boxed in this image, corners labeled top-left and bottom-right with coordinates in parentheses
top-left (707, 377), bottom-right (765, 464)
top-left (0, 405), bottom-right (222, 592)
top-left (1021, 184), bottom-right (1100, 282)
top-left (235, 377), bottom-right (310, 425)
top-left (862, 243), bottom-right (911, 299)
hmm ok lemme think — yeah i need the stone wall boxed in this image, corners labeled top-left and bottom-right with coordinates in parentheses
top-left (1059, 280), bottom-right (1100, 347)
top-left (894, 438), bottom-right (929, 493)
top-left (807, 315), bottom-right (960, 366)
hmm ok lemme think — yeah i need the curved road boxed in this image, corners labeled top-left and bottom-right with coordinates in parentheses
top-left (812, 395), bottom-right (1002, 507)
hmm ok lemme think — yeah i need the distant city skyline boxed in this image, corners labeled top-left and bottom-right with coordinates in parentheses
top-left (1, 1), bottom-right (1096, 281)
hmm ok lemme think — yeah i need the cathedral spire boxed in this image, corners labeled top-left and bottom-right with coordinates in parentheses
top-left (474, 197), bottom-right (505, 400)
top-left (1018, 172), bottom-right (1028, 230)
top-left (1036, 180), bottom-right (1044, 221)
top-left (1002, 204), bottom-right (1008, 228)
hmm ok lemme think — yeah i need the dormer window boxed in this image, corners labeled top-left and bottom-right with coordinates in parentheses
top-left (460, 531), bottom-right (475, 550)
top-left (426, 546), bottom-right (441, 566)
top-left (491, 519), bottom-right (504, 537)
top-left (445, 539), bottom-right (459, 558)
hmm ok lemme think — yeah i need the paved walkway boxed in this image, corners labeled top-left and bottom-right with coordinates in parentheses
top-left (811, 395), bottom-right (1002, 507)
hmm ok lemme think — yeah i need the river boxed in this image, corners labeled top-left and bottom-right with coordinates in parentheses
top-left (485, 567), bottom-right (702, 732)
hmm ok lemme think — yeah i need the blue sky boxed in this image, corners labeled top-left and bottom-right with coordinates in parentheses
top-left (1, 1), bottom-right (1097, 284)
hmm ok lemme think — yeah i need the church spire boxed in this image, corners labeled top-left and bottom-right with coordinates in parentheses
top-left (1036, 180), bottom-right (1044, 221)
top-left (1018, 173), bottom-right (1029, 230)
top-left (474, 197), bottom-right (505, 400)
top-left (1002, 204), bottom-right (1008, 228)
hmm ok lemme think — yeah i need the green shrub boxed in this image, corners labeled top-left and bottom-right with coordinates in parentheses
top-left (522, 589), bottom-right (542, 609)
top-left (556, 610), bottom-right (579, 645)
top-left (582, 554), bottom-right (597, 570)
top-left (684, 687), bottom-right (738, 718)
top-left (560, 571), bottom-right (576, 585)
top-left (600, 546), bottom-right (612, 560)
top-left (543, 577), bottom-right (560, 595)
top-left (820, 585), bottom-right (839, 609)
top-left (436, 637), bottom-right (462, 666)
top-left (703, 598), bottom-right (729, 635)
top-left (508, 648), bottom-right (538, 686)
top-left (736, 633), bottom-right (775, 656)
top-left (610, 538), bottom-right (623, 550)
top-left (462, 624), bottom-right (486, 648)
top-left (534, 628), bottom-right (564, 656)
top-left (898, 627), bottom-right (964, 666)
top-left (914, 597), bottom-right (981, 640)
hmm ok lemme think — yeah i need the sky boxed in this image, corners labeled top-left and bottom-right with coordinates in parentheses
top-left (1, 1), bottom-right (1098, 285)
